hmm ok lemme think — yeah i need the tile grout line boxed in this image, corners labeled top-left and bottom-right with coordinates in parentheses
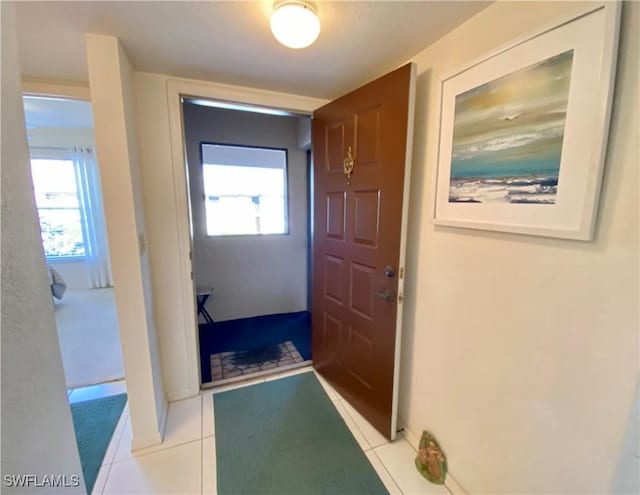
top-left (201, 393), bottom-right (205, 495)
top-left (201, 435), bottom-right (205, 494)
top-left (334, 398), bottom-right (374, 452)
top-left (339, 398), bottom-right (389, 450)
top-left (369, 447), bottom-right (403, 495)
top-left (331, 391), bottom-right (415, 495)
top-left (336, 400), bottom-right (404, 493)
top-left (111, 437), bottom-right (204, 464)
top-left (96, 406), bottom-right (129, 494)
top-left (100, 407), bottom-right (129, 468)
top-left (319, 376), bottom-right (396, 450)
top-left (98, 458), bottom-right (114, 495)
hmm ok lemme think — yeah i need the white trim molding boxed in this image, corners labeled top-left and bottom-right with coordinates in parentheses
top-left (165, 75), bottom-right (327, 395)
top-left (391, 62), bottom-right (417, 441)
top-left (22, 78), bottom-right (91, 100)
top-left (131, 398), bottom-right (167, 451)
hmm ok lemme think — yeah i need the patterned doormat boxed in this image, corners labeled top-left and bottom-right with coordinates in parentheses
top-left (210, 341), bottom-right (304, 382)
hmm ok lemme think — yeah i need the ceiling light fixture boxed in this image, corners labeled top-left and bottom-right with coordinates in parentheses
top-left (270, 1), bottom-right (320, 49)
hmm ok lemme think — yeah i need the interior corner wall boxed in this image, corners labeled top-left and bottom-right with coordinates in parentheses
top-left (86, 34), bottom-right (167, 449)
top-left (133, 72), bottom-right (198, 400)
top-left (297, 116), bottom-right (311, 150)
top-left (0, 2), bottom-right (85, 491)
top-left (183, 104), bottom-right (308, 322)
top-left (118, 43), bottom-right (167, 433)
top-left (399, 1), bottom-right (639, 494)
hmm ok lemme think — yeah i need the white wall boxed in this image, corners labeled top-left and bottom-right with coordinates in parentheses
top-left (0, 2), bottom-right (85, 491)
top-left (398, 2), bottom-right (639, 494)
top-left (183, 104), bottom-right (308, 321)
top-left (86, 34), bottom-right (167, 450)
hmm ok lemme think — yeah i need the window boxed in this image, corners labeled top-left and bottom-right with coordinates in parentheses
top-left (30, 159), bottom-right (85, 258)
top-left (201, 144), bottom-right (288, 236)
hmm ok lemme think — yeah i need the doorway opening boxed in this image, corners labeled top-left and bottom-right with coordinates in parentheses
top-left (22, 95), bottom-right (126, 398)
top-left (181, 98), bottom-right (313, 388)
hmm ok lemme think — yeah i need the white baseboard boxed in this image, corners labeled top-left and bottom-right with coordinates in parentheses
top-left (444, 474), bottom-right (467, 495)
top-left (397, 417), bottom-right (467, 495)
top-left (131, 430), bottom-right (162, 451)
top-left (131, 398), bottom-right (168, 451)
top-left (166, 386), bottom-right (199, 402)
top-left (157, 397), bottom-right (168, 442)
top-left (398, 416), bottom-right (421, 450)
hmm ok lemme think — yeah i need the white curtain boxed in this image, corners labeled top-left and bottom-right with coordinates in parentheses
top-left (73, 147), bottom-right (113, 288)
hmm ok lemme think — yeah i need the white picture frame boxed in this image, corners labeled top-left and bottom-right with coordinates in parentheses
top-left (432, 3), bottom-right (621, 240)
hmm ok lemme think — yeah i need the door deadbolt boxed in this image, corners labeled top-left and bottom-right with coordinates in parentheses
top-left (375, 289), bottom-right (394, 302)
top-left (383, 265), bottom-right (396, 278)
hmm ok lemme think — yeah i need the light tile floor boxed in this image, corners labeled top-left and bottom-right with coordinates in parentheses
top-left (81, 368), bottom-right (451, 495)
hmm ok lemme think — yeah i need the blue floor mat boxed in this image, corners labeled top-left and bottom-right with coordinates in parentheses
top-left (70, 394), bottom-right (127, 494)
top-left (198, 311), bottom-right (311, 384)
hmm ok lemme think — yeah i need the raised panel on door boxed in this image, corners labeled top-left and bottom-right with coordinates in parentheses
top-left (353, 189), bottom-right (380, 248)
top-left (326, 191), bottom-right (346, 241)
top-left (326, 122), bottom-right (346, 173)
top-left (354, 105), bottom-right (382, 169)
top-left (350, 262), bottom-right (375, 321)
top-left (324, 255), bottom-right (344, 306)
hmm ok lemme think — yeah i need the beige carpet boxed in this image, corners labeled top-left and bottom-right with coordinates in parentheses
top-left (54, 288), bottom-right (124, 388)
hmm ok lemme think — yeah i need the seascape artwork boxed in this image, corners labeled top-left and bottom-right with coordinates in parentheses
top-left (449, 50), bottom-right (574, 204)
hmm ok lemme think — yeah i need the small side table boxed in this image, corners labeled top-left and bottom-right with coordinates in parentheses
top-left (196, 287), bottom-right (215, 325)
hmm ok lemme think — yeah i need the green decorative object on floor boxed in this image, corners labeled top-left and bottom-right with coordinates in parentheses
top-left (70, 393), bottom-right (127, 494)
top-left (415, 430), bottom-right (447, 485)
top-left (213, 372), bottom-right (388, 495)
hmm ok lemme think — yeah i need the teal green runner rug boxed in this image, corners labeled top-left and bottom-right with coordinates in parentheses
top-left (70, 393), bottom-right (127, 494)
top-left (214, 372), bottom-right (388, 494)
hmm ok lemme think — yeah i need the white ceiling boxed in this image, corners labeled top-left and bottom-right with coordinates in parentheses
top-left (15, 1), bottom-right (490, 100)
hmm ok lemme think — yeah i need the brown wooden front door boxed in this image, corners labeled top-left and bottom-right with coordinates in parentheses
top-left (311, 63), bottom-right (415, 440)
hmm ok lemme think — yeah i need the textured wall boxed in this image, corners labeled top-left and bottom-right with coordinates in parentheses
top-left (0, 2), bottom-right (85, 491)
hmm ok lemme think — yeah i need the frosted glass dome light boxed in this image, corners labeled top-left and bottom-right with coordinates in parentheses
top-left (270, 1), bottom-right (320, 49)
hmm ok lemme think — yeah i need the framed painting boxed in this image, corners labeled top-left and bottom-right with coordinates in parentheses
top-left (433, 3), bottom-right (621, 240)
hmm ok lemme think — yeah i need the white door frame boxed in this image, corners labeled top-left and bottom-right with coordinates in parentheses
top-left (166, 77), bottom-right (327, 393)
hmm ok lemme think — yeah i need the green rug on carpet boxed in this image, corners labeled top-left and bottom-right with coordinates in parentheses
top-left (213, 372), bottom-right (388, 495)
top-left (70, 393), bottom-right (127, 494)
